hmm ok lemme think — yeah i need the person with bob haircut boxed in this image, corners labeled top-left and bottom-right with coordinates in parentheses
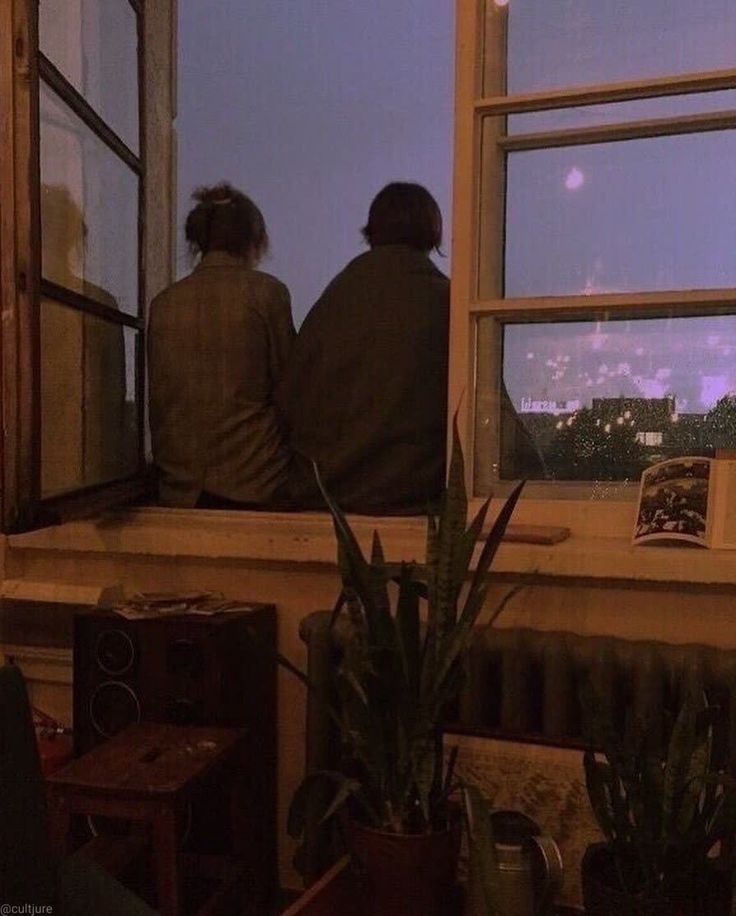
top-left (278, 181), bottom-right (449, 514)
top-left (148, 182), bottom-right (295, 508)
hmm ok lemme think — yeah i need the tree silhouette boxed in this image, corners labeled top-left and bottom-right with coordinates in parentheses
top-left (545, 408), bottom-right (647, 481)
top-left (703, 394), bottom-right (736, 451)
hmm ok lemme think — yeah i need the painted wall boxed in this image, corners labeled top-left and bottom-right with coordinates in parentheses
top-left (5, 530), bottom-right (736, 888)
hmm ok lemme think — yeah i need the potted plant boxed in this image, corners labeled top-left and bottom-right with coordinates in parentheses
top-left (581, 684), bottom-right (736, 916)
top-left (286, 422), bottom-right (524, 916)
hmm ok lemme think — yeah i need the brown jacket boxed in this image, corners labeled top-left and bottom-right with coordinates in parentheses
top-left (148, 251), bottom-right (295, 507)
top-left (278, 245), bottom-right (449, 514)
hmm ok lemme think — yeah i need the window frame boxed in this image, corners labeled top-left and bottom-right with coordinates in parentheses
top-left (0, 0), bottom-right (175, 533)
top-left (450, 0), bottom-right (736, 517)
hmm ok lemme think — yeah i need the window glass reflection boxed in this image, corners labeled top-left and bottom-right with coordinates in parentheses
top-left (39, 0), bottom-right (139, 152)
top-left (503, 130), bottom-right (736, 298)
top-left (40, 81), bottom-right (139, 315)
top-left (505, 0), bottom-right (736, 95)
top-left (41, 298), bottom-right (139, 497)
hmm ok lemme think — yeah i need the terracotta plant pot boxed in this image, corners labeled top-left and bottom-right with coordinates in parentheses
top-left (581, 843), bottom-right (731, 916)
top-left (347, 818), bottom-right (461, 916)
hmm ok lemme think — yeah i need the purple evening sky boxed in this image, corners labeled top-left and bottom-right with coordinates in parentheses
top-left (176, 0), bottom-right (454, 327)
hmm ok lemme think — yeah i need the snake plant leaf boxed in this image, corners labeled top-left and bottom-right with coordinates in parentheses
top-left (319, 777), bottom-right (364, 826)
top-left (413, 737), bottom-right (438, 824)
top-left (370, 530), bottom-right (391, 618)
top-left (314, 461), bottom-right (395, 651)
top-left (394, 563), bottom-right (420, 698)
top-left (704, 781), bottom-right (736, 845)
top-left (288, 770), bottom-right (367, 839)
top-left (424, 511), bottom-right (440, 679)
top-left (315, 462), bottom-right (375, 610)
top-left (452, 497), bottom-right (491, 600)
top-left (462, 785), bottom-right (501, 916)
top-left (461, 480), bottom-right (525, 624)
top-left (430, 580), bottom-right (491, 698)
top-left (662, 688), bottom-right (705, 842)
top-left (583, 752), bottom-right (619, 844)
top-left (435, 416), bottom-right (469, 642)
top-left (676, 702), bottom-right (712, 839)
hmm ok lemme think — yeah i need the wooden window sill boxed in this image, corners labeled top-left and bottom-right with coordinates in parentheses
top-left (5, 505), bottom-right (736, 587)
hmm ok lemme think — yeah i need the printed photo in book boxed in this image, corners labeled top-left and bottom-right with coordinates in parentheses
top-left (632, 457), bottom-right (736, 549)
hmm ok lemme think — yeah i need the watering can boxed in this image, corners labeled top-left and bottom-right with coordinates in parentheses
top-left (465, 809), bottom-right (563, 916)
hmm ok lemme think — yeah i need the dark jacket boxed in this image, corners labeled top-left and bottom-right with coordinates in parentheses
top-left (278, 245), bottom-right (449, 514)
top-left (148, 251), bottom-right (295, 507)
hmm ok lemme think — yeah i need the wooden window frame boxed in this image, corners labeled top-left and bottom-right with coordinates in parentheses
top-left (450, 0), bottom-right (736, 512)
top-left (0, 0), bottom-right (175, 533)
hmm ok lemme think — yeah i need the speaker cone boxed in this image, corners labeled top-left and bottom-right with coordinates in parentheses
top-left (89, 681), bottom-right (141, 738)
top-left (94, 629), bottom-right (136, 676)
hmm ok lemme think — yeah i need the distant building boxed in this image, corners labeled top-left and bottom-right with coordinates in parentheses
top-left (519, 397), bottom-right (581, 415)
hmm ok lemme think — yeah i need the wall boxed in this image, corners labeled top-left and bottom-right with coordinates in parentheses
top-left (4, 512), bottom-right (736, 888)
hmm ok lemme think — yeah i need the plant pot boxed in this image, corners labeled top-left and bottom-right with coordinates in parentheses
top-left (347, 818), bottom-right (461, 916)
top-left (581, 843), bottom-right (731, 916)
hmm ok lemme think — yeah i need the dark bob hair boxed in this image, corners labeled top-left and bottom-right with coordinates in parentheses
top-left (361, 182), bottom-right (442, 253)
top-left (184, 182), bottom-right (268, 261)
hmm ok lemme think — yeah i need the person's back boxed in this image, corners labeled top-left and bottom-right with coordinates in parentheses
top-left (280, 183), bottom-right (449, 514)
top-left (149, 184), bottom-right (294, 507)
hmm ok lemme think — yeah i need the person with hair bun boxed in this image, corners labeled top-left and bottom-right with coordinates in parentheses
top-left (278, 182), bottom-right (449, 514)
top-left (148, 182), bottom-right (295, 508)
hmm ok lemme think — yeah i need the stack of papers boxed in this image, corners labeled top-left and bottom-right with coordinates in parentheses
top-left (111, 592), bottom-right (250, 619)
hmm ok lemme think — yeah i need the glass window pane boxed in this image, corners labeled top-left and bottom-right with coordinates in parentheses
top-left (505, 0), bottom-right (736, 95)
top-left (41, 81), bottom-right (139, 316)
top-left (485, 313), bottom-right (736, 483)
top-left (41, 298), bottom-right (139, 497)
top-left (503, 129), bottom-right (736, 298)
top-left (39, 0), bottom-right (139, 152)
top-left (508, 91), bottom-right (736, 135)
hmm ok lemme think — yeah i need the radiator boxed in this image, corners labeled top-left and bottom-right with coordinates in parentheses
top-left (300, 611), bottom-right (736, 765)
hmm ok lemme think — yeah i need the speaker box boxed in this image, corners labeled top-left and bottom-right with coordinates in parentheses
top-left (73, 605), bottom-right (277, 896)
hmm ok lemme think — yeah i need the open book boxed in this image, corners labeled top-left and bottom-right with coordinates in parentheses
top-left (633, 457), bottom-right (736, 549)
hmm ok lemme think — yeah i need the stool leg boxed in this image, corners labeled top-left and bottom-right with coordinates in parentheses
top-left (153, 805), bottom-right (182, 916)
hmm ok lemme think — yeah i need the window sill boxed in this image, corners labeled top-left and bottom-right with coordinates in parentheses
top-left (6, 505), bottom-right (736, 588)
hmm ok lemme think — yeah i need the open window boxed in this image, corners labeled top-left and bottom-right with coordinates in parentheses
top-left (451, 0), bottom-right (736, 506)
top-left (0, 0), bottom-right (176, 532)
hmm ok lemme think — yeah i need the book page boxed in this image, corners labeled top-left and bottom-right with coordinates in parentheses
top-left (632, 457), bottom-right (712, 548)
top-left (709, 460), bottom-right (736, 549)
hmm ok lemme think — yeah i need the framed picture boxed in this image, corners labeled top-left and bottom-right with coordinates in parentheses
top-left (444, 731), bottom-right (602, 909)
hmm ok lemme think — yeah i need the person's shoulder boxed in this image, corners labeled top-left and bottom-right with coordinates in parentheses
top-left (149, 274), bottom-right (194, 312)
top-left (248, 268), bottom-right (290, 301)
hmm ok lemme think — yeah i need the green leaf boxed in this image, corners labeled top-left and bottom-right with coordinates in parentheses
top-left (319, 777), bottom-right (363, 825)
top-left (662, 688), bottom-right (705, 842)
top-left (463, 785), bottom-right (501, 916)
top-left (394, 563), bottom-right (421, 697)
top-left (370, 530), bottom-right (391, 618)
top-left (451, 498), bottom-right (491, 598)
top-left (461, 480), bottom-right (525, 625)
top-left (584, 752), bottom-right (620, 844)
top-left (288, 770), bottom-right (361, 840)
top-left (434, 416), bottom-right (469, 642)
top-left (314, 461), bottom-right (395, 652)
top-left (424, 511), bottom-right (439, 670)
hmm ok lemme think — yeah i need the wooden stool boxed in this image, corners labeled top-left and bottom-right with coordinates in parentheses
top-left (46, 722), bottom-right (250, 916)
